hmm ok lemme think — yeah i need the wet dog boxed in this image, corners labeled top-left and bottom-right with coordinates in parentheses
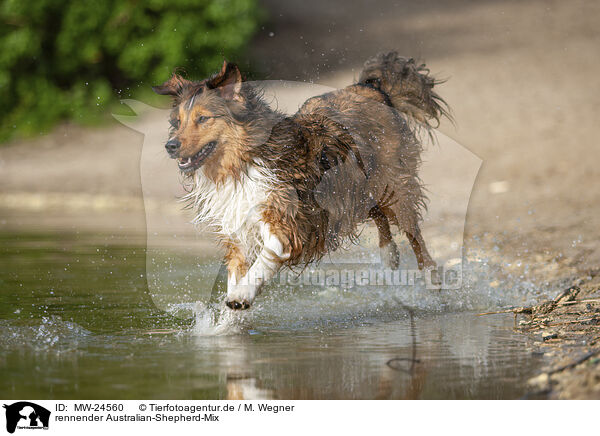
top-left (153, 52), bottom-right (449, 310)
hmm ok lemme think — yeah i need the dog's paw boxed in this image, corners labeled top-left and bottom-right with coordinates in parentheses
top-left (225, 299), bottom-right (251, 310)
top-left (380, 242), bottom-right (400, 269)
top-left (225, 283), bottom-right (258, 310)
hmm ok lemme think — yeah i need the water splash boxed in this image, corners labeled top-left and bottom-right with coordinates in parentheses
top-left (173, 302), bottom-right (251, 336)
top-left (0, 316), bottom-right (91, 352)
top-left (185, 251), bottom-right (544, 336)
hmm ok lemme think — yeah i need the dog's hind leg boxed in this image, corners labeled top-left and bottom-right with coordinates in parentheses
top-left (225, 223), bottom-right (290, 310)
top-left (369, 206), bottom-right (400, 269)
top-left (404, 226), bottom-right (436, 270)
top-left (386, 196), bottom-right (437, 271)
top-left (405, 226), bottom-right (441, 287)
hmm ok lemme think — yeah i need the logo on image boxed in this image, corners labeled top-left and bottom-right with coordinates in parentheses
top-left (3, 402), bottom-right (50, 434)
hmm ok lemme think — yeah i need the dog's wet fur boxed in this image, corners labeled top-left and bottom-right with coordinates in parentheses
top-left (153, 52), bottom-right (449, 310)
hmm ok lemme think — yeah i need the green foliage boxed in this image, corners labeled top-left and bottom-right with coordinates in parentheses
top-left (0, 0), bottom-right (262, 141)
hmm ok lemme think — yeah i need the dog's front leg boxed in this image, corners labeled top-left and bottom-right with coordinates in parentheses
top-left (224, 239), bottom-right (248, 301)
top-left (225, 223), bottom-right (290, 310)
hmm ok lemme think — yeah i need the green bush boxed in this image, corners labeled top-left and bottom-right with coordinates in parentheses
top-left (0, 0), bottom-right (262, 141)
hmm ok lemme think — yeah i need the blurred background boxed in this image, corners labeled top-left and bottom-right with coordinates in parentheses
top-left (1, 0), bottom-right (599, 290)
top-left (1, 0), bottom-right (599, 267)
top-left (1, 0), bottom-right (599, 400)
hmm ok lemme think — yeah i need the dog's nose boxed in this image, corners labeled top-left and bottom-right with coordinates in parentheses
top-left (165, 138), bottom-right (181, 155)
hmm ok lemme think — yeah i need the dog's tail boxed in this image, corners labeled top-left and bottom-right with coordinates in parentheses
top-left (358, 51), bottom-right (451, 129)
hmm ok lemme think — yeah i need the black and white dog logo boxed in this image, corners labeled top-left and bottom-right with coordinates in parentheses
top-left (3, 402), bottom-right (50, 433)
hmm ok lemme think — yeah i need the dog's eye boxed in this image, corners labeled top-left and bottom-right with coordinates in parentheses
top-left (170, 118), bottom-right (180, 129)
top-left (196, 116), bottom-right (208, 125)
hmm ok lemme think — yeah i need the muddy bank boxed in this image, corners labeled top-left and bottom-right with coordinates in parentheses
top-left (481, 277), bottom-right (600, 399)
top-left (523, 277), bottom-right (600, 399)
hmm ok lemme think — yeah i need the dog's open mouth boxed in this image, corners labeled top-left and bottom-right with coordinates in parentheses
top-left (177, 141), bottom-right (217, 172)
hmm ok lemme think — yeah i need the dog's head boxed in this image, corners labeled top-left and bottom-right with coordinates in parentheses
top-left (152, 61), bottom-right (249, 179)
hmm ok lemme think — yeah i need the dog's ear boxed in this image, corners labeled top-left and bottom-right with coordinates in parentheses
top-left (207, 60), bottom-right (243, 101)
top-left (152, 73), bottom-right (191, 97)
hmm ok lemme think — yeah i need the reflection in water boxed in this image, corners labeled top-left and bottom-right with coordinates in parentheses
top-left (0, 232), bottom-right (544, 399)
top-left (187, 312), bottom-right (540, 400)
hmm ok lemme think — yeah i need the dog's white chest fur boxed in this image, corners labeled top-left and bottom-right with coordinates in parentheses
top-left (187, 165), bottom-right (275, 254)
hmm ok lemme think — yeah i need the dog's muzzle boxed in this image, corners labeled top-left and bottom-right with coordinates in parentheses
top-left (165, 138), bottom-right (181, 156)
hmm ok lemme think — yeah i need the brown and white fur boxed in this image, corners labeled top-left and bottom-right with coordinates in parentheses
top-left (153, 52), bottom-right (449, 310)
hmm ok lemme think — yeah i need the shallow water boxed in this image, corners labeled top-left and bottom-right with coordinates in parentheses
top-left (0, 232), bottom-right (544, 399)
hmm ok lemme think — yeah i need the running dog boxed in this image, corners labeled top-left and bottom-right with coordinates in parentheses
top-left (153, 52), bottom-right (449, 310)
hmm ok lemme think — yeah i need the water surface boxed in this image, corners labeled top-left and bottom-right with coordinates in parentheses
top-left (0, 232), bottom-right (544, 399)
